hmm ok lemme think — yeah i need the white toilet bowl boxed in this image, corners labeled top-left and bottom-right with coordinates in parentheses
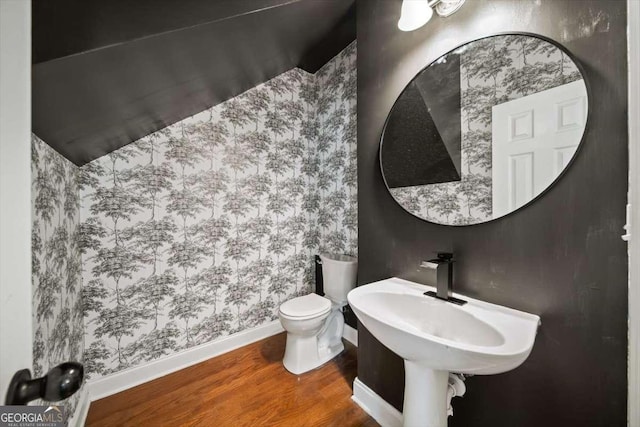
top-left (279, 254), bottom-right (357, 375)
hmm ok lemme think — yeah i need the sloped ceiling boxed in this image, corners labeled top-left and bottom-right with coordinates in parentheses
top-left (32, 0), bottom-right (355, 166)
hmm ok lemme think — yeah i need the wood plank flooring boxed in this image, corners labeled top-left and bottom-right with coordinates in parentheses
top-left (86, 333), bottom-right (378, 427)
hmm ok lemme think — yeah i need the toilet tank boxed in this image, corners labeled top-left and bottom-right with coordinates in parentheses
top-left (320, 253), bottom-right (357, 305)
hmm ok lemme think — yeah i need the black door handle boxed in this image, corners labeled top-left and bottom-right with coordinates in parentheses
top-left (4, 362), bottom-right (84, 405)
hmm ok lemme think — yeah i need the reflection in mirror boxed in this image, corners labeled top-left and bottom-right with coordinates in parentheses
top-left (381, 34), bottom-right (588, 225)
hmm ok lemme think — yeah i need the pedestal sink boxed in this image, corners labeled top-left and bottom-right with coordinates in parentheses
top-left (347, 277), bottom-right (540, 427)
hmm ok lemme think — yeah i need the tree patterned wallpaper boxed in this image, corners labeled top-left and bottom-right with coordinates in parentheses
top-left (316, 43), bottom-right (358, 255)
top-left (390, 35), bottom-right (582, 225)
top-left (79, 43), bottom-right (356, 379)
top-left (31, 135), bottom-right (84, 414)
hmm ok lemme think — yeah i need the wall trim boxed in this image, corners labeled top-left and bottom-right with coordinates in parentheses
top-left (68, 387), bottom-right (90, 427)
top-left (352, 377), bottom-right (403, 427)
top-left (343, 324), bottom-right (358, 347)
top-left (628, 0), bottom-right (640, 425)
top-left (87, 320), bottom-right (284, 401)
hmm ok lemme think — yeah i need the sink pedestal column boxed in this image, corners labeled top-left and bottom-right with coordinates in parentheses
top-left (403, 361), bottom-right (449, 427)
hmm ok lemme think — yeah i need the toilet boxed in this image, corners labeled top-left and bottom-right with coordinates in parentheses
top-left (279, 253), bottom-right (357, 375)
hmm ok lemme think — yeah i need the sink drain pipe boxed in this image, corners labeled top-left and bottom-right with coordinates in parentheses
top-left (447, 373), bottom-right (466, 416)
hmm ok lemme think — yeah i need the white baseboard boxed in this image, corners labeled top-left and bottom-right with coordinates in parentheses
top-left (68, 386), bottom-right (90, 427)
top-left (352, 377), bottom-right (403, 427)
top-left (343, 324), bottom-right (358, 347)
top-left (87, 320), bottom-right (284, 402)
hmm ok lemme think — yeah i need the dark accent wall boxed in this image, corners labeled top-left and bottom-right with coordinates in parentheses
top-left (357, 1), bottom-right (628, 426)
top-left (414, 53), bottom-right (462, 177)
top-left (32, 0), bottom-right (298, 64)
top-left (382, 83), bottom-right (460, 188)
top-left (381, 53), bottom-right (462, 188)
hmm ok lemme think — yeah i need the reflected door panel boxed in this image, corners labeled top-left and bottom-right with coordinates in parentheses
top-left (492, 80), bottom-right (587, 217)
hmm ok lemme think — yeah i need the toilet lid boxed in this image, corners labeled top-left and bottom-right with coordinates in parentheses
top-left (280, 293), bottom-right (331, 318)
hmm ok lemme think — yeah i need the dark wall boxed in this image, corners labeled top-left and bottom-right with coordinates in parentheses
top-left (382, 53), bottom-right (462, 188)
top-left (32, 0), bottom-right (296, 64)
top-left (414, 53), bottom-right (462, 177)
top-left (32, 0), bottom-right (355, 166)
top-left (357, 1), bottom-right (628, 426)
top-left (382, 83), bottom-right (460, 187)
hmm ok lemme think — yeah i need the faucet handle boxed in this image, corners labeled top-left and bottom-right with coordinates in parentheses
top-left (420, 261), bottom-right (440, 270)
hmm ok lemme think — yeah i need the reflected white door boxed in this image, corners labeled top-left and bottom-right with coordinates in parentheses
top-left (492, 80), bottom-right (587, 218)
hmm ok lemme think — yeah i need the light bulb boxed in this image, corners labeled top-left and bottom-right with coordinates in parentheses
top-left (398, 0), bottom-right (434, 32)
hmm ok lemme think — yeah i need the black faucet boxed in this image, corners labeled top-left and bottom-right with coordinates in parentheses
top-left (420, 252), bottom-right (467, 305)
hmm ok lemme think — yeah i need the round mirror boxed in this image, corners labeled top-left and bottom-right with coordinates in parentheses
top-left (380, 34), bottom-right (588, 225)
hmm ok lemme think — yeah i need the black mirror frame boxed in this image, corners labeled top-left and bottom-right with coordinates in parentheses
top-left (379, 32), bottom-right (592, 227)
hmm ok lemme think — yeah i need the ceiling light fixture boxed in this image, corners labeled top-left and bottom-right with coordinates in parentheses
top-left (397, 0), bottom-right (434, 32)
top-left (397, 0), bottom-right (466, 32)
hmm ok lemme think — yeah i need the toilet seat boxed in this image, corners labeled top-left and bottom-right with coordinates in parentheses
top-left (279, 293), bottom-right (331, 319)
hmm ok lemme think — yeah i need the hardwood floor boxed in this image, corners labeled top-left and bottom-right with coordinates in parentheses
top-left (86, 333), bottom-right (378, 427)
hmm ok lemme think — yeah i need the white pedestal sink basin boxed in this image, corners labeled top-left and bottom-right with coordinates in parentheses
top-left (347, 277), bottom-right (540, 427)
